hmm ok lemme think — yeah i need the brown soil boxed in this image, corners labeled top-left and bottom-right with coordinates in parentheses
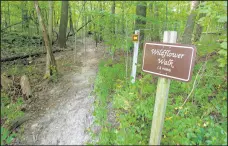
top-left (14, 37), bottom-right (105, 145)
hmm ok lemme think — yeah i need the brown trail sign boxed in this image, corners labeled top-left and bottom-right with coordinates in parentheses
top-left (142, 42), bottom-right (196, 82)
top-left (146, 31), bottom-right (197, 145)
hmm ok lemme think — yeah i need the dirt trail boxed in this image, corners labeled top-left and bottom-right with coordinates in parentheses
top-left (19, 37), bottom-right (104, 145)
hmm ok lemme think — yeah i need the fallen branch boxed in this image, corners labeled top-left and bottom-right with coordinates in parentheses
top-left (202, 32), bottom-right (222, 35)
top-left (196, 51), bottom-right (217, 64)
top-left (1, 48), bottom-right (73, 62)
top-left (1, 17), bottom-right (32, 33)
top-left (66, 14), bottom-right (105, 40)
top-left (66, 19), bottom-right (93, 39)
top-left (8, 113), bottom-right (31, 132)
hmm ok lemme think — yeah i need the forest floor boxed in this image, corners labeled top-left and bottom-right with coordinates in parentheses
top-left (12, 37), bottom-right (105, 145)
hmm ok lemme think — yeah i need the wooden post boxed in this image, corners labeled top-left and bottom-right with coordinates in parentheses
top-left (131, 30), bottom-right (140, 83)
top-left (149, 31), bottom-right (177, 145)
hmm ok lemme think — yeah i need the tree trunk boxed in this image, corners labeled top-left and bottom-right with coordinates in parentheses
top-left (8, 2), bottom-right (11, 31)
top-left (0, 5), bottom-right (3, 29)
top-left (194, 13), bottom-right (206, 42)
top-left (88, 1), bottom-right (93, 32)
top-left (154, 2), bottom-right (160, 41)
top-left (83, 2), bottom-right (86, 53)
top-left (111, 1), bottom-right (115, 34)
top-left (125, 17), bottom-right (128, 78)
top-left (20, 75), bottom-right (32, 99)
top-left (165, 1), bottom-right (168, 30)
top-left (54, 10), bottom-right (56, 28)
top-left (34, 1), bottom-right (57, 78)
top-left (182, 1), bottom-right (200, 44)
top-left (59, 1), bottom-right (69, 48)
top-left (111, 1), bottom-right (116, 54)
top-left (194, 1), bottom-right (206, 42)
top-left (21, 3), bottom-right (23, 31)
top-left (21, 1), bottom-right (29, 32)
top-left (48, 1), bottom-right (53, 45)
top-left (44, 9), bottom-right (48, 27)
top-left (69, 3), bottom-right (74, 35)
top-left (31, 10), bottom-right (39, 34)
top-left (135, 2), bottom-right (147, 49)
top-left (99, 2), bottom-right (103, 42)
top-left (121, 2), bottom-right (125, 34)
top-left (5, 6), bottom-right (8, 28)
top-left (91, 2), bottom-right (98, 47)
top-left (149, 2), bottom-right (153, 41)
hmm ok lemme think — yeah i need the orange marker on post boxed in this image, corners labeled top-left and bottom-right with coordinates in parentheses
top-left (132, 34), bottom-right (139, 42)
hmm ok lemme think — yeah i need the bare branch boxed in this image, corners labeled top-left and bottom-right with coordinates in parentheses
top-left (176, 56), bottom-right (208, 115)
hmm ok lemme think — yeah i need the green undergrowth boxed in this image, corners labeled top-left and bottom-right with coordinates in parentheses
top-left (1, 31), bottom-right (45, 58)
top-left (1, 92), bottom-right (24, 145)
top-left (1, 61), bottom-right (43, 145)
top-left (90, 51), bottom-right (227, 145)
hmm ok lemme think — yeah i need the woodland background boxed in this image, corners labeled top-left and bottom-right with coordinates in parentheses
top-left (1, 1), bottom-right (227, 145)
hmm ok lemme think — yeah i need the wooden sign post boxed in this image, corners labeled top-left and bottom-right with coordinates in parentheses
top-left (142, 31), bottom-right (196, 145)
top-left (143, 31), bottom-right (196, 145)
top-left (131, 30), bottom-right (140, 83)
top-left (149, 31), bottom-right (177, 145)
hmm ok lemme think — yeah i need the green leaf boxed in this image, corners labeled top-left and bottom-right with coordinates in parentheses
top-left (199, 9), bottom-right (209, 14)
top-left (198, 17), bottom-right (205, 23)
top-left (206, 140), bottom-right (212, 145)
top-left (217, 16), bottom-right (227, 23)
top-left (218, 50), bottom-right (227, 56)
top-left (6, 135), bottom-right (14, 144)
top-left (217, 58), bottom-right (226, 67)
top-left (220, 42), bottom-right (227, 49)
top-left (1, 127), bottom-right (9, 140)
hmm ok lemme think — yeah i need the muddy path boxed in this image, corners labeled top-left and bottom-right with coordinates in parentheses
top-left (18, 37), bottom-right (104, 145)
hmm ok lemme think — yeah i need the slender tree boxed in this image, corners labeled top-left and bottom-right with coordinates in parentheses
top-left (121, 2), bottom-right (125, 34)
top-left (59, 1), bottom-right (69, 48)
top-left (194, 1), bottom-right (206, 42)
top-left (91, 2), bottom-right (99, 47)
top-left (4, 4), bottom-right (8, 28)
top-left (154, 2), bottom-right (160, 41)
top-left (194, 13), bottom-right (206, 42)
top-left (69, 2), bottom-right (74, 35)
top-left (48, 1), bottom-right (53, 44)
top-left (8, 2), bottom-right (10, 31)
top-left (88, 1), bottom-right (93, 32)
top-left (135, 2), bottom-right (147, 48)
top-left (182, 1), bottom-right (200, 44)
top-left (111, 1), bottom-right (116, 56)
top-left (149, 2), bottom-right (153, 41)
top-left (111, 1), bottom-right (115, 34)
top-left (99, 2), bottom-right (103, 42)
top-left (0, 5), bottom-right (3, 28)
top-left (21, 1), bottom-right (29, 31)
top-left (34, 1), bottom-right (57, 78)
top-left (83, 2), bottom-right (86, 52)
